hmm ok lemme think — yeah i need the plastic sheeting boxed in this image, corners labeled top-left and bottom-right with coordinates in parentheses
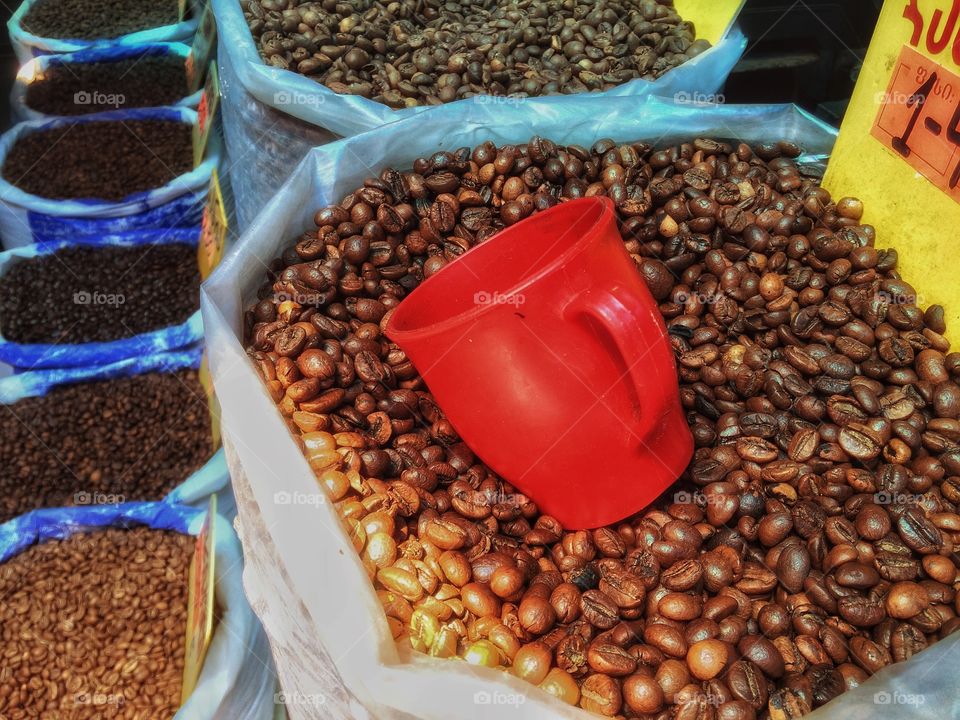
top-left (0, 228), bottom-right (203, 369)
top-left (0, 345), bottom-right (229, 505)
top-left (11, 42), bottom-right (201, 123)
top-left (212, 0), bottom-right (747, 230)
top-left (0, 106), bottom-right (218, 249)
top-left (205, 98), bottom-right (960, 720)
top-left (7, 0), bottom-right (199, 63)
top-left (0, 501), bottom-right (277, 720)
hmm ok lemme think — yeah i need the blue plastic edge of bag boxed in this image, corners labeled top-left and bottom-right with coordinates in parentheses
top-left (212, 0), bottom-right (748, 138)
top-left (0, 345), bottom-right (229, 505)
top-left (0, 228), bottom-right (204, 369)
top-left (12, 42), bottom-right (202, 122)
top-left (0, 501), bottom-right (204, 564)
top-left (8, 0), bottom-right (200, 63)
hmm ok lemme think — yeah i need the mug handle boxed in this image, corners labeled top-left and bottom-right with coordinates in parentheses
top-left (568, 284), bottom-right (677, 444)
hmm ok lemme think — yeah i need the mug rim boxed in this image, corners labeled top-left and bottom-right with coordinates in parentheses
top-left (386, 196), bottom-right (616, 341)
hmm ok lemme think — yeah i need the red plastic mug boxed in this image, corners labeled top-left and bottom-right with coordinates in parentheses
top-left (386, 196), bottom-right (692, 529)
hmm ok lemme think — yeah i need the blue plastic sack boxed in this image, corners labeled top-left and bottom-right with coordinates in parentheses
top-left (8, 0), bottom-right (200, 64)
top-left (0, 106), bottom-right (218, 250)
top-left (213, 0), bottom-right (747, 230)
top-left (0, 228), bottom-right (203, 369)
top-left (0, 345), bottom-right (229, 506)
top-left (0, 502), bottom-right (276, 720)
top-left (12, 42), bottom-right (201, 122)
top-left (200, 98), bottom-right (839, 720)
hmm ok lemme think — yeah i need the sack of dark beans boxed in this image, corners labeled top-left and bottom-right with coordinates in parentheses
top-left (204, 97), bottom-right (960, 720)
top-left (212, 0), bottom-right (746, 231)
top-left (0, 106), bottom-right (217, 250)
top-left (0, 345), bottom-right (230, 520)
top-left (0, 501), bottom-right (276, 719)
top-left (0, 228), bottom-right (202, 369)
top-left (12, 42), bottom-right (200, 122)
top-left (7, 0), bottom-right (200, 63)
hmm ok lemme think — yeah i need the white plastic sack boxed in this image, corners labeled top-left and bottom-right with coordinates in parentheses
top-left (7, 0), bottom-right (200, 64)
top-left (0, 229), bottom-right (203, 369)
top-left (11, 42), bottom-right (201, 123)
top-left (0, 346), bottom-right (230, 506)
top-left (212, 0), bottom-right (747, 230)
top-left (0, 106), bottom-right (219, 250)
top-left (0, 501), bottom-right (276, 720)
top-left (205, 97), bottom-right (960, 720)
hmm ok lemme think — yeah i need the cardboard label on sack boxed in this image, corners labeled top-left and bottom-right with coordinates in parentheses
top-left (193, 62), bottom-right (220, 168)
top-left (198, 168), bottom-right (227, 281)
top-left (673, 0), bottom-right (745, 45)
top-left (824, 0), bottom-right (960, 345)
top-left (182, 495), bottom-right (216, 704)
top-left (186, 4), bottom-right (218, 94)
top-left (199, 351), bottom-right (223, 451)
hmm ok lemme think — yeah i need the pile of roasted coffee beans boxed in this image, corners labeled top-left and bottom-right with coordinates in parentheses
top-left (0, 527), bottom-right (191, 718)
top-left (21, 0), bottom-right (181, 40)
top-left (245, 0), bottom-right (709, 107)
top-left (24, 55), bottom-right (189, 116)
top-left (0, 370), bottom-right (211, 522)
top-left (0, 243), bottom-right (200, 344)
top-left (1, 119), bottom-right (193, 201)
top-left (244, 135), bottom-right (960, 718)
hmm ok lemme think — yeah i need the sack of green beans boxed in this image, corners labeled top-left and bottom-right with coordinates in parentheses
top-left (0, 501), bottom-right (276, 719)
top-left (213, 0), bottom-right (747, 230)
top-left (11, 42), bottom-right (201, 122)
top-left (0, 106), bottom-right (218, 250)
top-left (8, 0), bottom-right (200, 63)
top-left (0, 346), bottom-right (230, 522)
top-left (206, 96), bottom-right (960, 719)
top-left (0, 229), bottom-right (203, 369)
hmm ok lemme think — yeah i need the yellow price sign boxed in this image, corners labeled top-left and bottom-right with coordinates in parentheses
top-left (674, 0), bottom-right (745, 45)
top-left (182, 496), bottom-right (217, 705)
top-left (825, 0), bottom-right (960, 344)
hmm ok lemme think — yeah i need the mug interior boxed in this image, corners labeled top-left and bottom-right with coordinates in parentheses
top-left (388, 197), bottom-right (611, 335)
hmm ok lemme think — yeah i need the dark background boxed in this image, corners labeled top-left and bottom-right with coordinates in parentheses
top-left (0, 0), bottom-right (884, 126)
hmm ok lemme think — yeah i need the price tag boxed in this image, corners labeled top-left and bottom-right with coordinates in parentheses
top-left (673, 0), bottom-right (745, 45)
top-left (186, 4), bottom-right (218, 94)
top-left (192, 62), bottom-right (220, 168)
top-left (824, 0), bottom-right (960, 345)
top-left (198, 168), bottom-right (227, 281)
top-left (182, 495), bottom-right (217, 705)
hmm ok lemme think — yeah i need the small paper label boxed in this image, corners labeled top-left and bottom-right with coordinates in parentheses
top-left (199, 352), bottom-right (223, 451)
top-left (182, 496), bottom-right (217, 704)
top-left (186, 4), bottom-right (218, 94)
top-left (871, 44), bottom-right (960, 202)
top-left (198, 168), bottom-right (227, 281)
top-left (192, 62), bottom-right (220, 168)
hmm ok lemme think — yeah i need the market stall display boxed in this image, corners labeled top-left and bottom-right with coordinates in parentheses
top-left (0, 229), bottom-right (203, 369)
top-left (0, 107), bottom-right (217, 249)
top-left (0, 347), bottom-right (227, 522)
top-left (12, 42), bottom-right (199, 121)
top-left (7, 0), bottom-right (200, 62)
top-left (214, 0), bottom-right (746, 229)
top-left (0, 502), bottom-right (275, 719)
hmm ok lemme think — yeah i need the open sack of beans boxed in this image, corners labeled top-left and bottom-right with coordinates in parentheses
top-left (0, 228), bottom-right (203, 370)
top-left (212, 0), bottom-right (747, 230)
top-left (11, 42), bottom-right (201, 122)
top-left (205, 96), bottom-right (960, 719)
top-left (0, 501), bottom-right (276, 719)
top-left (0, 106), bottom-right (217, 250)
top-left (7, 0), bottom-right (200, 63)
top-left (0, 345), bottom-right (230, 519)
